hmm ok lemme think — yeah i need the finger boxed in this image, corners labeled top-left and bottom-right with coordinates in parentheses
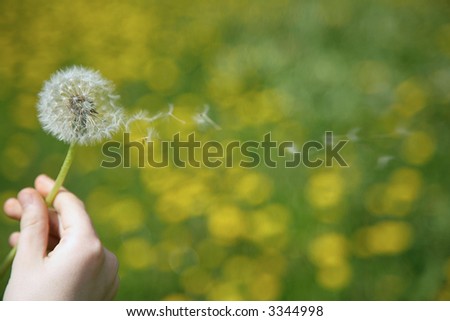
top-left (104, 250), bottom-right (120, 300)
top-left (6, 211), bottom-right (61, 250)
top-left (15, 188), bottom-right (49, 263)
top-left (9, 232), bottom-right (20, 247)
top-left (3, 198), bottom-right (23, 220)
top-left (35, 175), bottom-right (62, 236)
top-left (107, 275), bottom-right (120, 300)
top-left (4, 201), bottom-right (61, 237)
top-left (35, 174), bottom-right (66, 198)
top-left (35, 174), bottom-right (95, 237)
top-left (11, 232), bottom-right (60, 252)
top-left (54, 191), bottom-right (96, 237)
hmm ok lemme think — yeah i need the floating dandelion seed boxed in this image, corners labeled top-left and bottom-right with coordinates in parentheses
top-left (346, 127), bottom-right (361, 142)
top-left (124, 104), bottom-right (185, 135)
top-left (124, 110), bottom-right (160, 132)
top-left (167, 104), bottom-right (186, 124)
top-left (377, 155), bottom-right (395, 169)
top-left (395, 126), bottom-right (410, 137)
top-left (37, 66), bottom-right (124, 145)
top-left (144, 128), bottom-right (160, 143)
top-left (193, 105), bottom-right (221, 130)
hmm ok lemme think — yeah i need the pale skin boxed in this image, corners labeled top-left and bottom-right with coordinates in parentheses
top-left (2, 174), bottom-right (119, 300)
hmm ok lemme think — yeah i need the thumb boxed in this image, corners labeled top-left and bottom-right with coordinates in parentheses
top-left (15, 188), bottom-right (49, 264)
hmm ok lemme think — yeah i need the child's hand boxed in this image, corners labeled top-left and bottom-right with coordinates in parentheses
top-left (2, 174), bottom-right (119, 300)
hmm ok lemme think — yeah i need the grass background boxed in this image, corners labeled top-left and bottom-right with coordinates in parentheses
top-left (1, 0), bottom-right (450, 300)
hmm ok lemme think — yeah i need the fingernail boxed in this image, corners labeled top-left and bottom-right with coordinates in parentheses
top-left (38, 174), bottom-right (49, 181)
top-left (39, 174), bottom-right (54, 183)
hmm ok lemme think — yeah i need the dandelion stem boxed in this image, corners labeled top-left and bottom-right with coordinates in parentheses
top-left (0, 143), bottom-right (76, 281)
top-left (45, 143), bottom-right (76, 206)
top-left (0, 247), bottom-right (16, 280)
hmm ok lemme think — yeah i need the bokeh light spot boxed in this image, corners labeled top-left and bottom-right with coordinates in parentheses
top-left (207, 205), bottom-right (247, 243)
top-left (308, 232), bottom-right (349, 267)
top-left (316, 261), bottom-right (352, 291)
top-left (106, 198), bottom-right (146, 234)
top-left (307, 171), bottom-right (344, 209)
top-left (249, 273), bottom-right (280, 300)
top-left (119, 237), bottom-right (156, 270)
top-left (401, 131), bottom-right (436, 165)
top-left (234, 172), bottom-right (273, 206)
top-left (249, 204), bottom-right (290, 246)
top-left (392, 80), bottom-right (427, 118)
top-left (361, 221), bottom-right (413, 255)
top-left (354, 60), bottom-right (391, 94)
top-left (181, 267), bottom-right (213, 296)
top-left (365, 168), bottom-right (422, 216)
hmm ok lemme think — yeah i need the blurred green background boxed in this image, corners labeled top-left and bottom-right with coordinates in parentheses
top-left (1, 0), bottom-right (450, 300)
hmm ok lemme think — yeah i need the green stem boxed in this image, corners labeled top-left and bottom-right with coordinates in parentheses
top-left (45, 143), bottom-right (77, 207)
top-left (0, 143), bottom-right (76, 280)
top-left (0, 247), bottom-right (16, 279)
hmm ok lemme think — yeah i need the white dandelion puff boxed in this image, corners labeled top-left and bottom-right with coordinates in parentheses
top-left (37, 66), bottom-right (124, 145)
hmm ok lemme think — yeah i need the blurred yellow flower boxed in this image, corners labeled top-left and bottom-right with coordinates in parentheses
top-left (207, 205), bottom-right (248, 243)
top-left (106, 198), bottom-right (146, 234)
top-left (308, 232), bottom-right (349, 267)
top-left (119, 238), bottom-right (156, 270)
top-left (249, 272), bottom-right (280, 300)
top-left (234, 172), bottom-right (274, 206)
top-left (401, 131), bottom-right (436, 165)
top-left (181, 267), bottom-right (213, 296)
top-left (392, 79), bottom-right (427, 118)
top-left (248, 204), bottom-right (290, 247)
top-left (358, 221), bottom-right (413, 256)
top-left (156, 179), bottom-right (211, 223)
top-left (207, 281), bottom-right (244, 301)
top-left (316, 261), bottom-right (352, 291)
top-left (353, 60), bottom-right (391, 94)
top-left (365, 168), bottom-right (422, 216)
top-left (307, 171), bottom-right (344, 209)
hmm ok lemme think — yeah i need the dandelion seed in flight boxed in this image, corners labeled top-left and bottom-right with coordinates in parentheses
top-left (193, 105), bottom-right (221, 130)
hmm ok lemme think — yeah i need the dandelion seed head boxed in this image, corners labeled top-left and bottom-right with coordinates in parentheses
top-left (37, 66), bottom-right (124, 145)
